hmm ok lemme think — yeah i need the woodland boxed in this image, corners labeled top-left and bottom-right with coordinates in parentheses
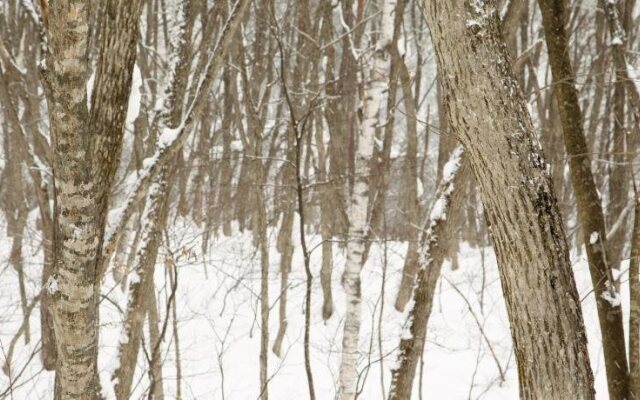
top-left (1, 0), bottom-right (640, 399)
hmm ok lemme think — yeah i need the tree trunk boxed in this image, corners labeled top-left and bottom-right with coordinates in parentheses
top-left (44, 0), bottom-right (144, 396)
top-left (423, 1), bottom-right (595, 398)
top-left (112, 169), bottom-right (174, 400)
top-left (600, 0), bottom-right (640, 124)
top-left (538, 1), bottom-right (629, 397)
top-left (337, 1), bottom-right (395, 398)
top-left (629, 188), bottom-right (640, 399)
top-left (113, 1), bottom-right (194, 397)
top-left (147, 284), bottom-right (165, 400)
top-left (388, 147), bottom-right (467, 400)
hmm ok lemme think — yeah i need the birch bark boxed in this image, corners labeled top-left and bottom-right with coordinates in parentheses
top-left (337, 0), bottom-right (395, 398)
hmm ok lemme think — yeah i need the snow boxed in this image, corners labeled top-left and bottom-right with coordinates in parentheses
top-left (0, 213), bottom-right (628, 399)
top-left (601, 290), bottom-right (622, 307)
top-left (45, 276), bottom-right (59, 296)
top-left (466, 0), bottom-right (494, 29)
top-left (428, 146), bottom-right (463, 222)
top-left (416, 177), bottom-right (424, 197)
top-left (158, 126), bottom-right (181, 148)
top-left (442, 146), bottom-right (463, 182)
top-left (128, 269), bottom-right (140, 285)
top-left (429, 197), bottom-right (447, 221)
top-left (141, 154), bottom-right (158, 171)
top-left (125, 64), bottom-right (142, 127)
top-left (590, 231), bottom-right (599, 245)
top-left (612, 268), bottom-right (622, 281)
top-left (230, 139), bottom-right (243, 152)
top-left (86, 71), bottom-right (95, 109)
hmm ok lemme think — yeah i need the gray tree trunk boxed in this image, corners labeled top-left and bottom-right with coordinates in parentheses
top-left (43, 0), bottom-right (144, 396)
top-left (423, 1), bottom-right (595, 398)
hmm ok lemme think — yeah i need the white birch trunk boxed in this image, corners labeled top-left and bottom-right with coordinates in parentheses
top-left (337, 1), bottom-right (395, 398)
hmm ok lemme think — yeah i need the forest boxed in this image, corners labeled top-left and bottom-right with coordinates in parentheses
top-left (0, 0), bottom-right (639, 399)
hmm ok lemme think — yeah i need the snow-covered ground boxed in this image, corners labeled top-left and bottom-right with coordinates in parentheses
top-left (0, 211), bottom-right (621, 399)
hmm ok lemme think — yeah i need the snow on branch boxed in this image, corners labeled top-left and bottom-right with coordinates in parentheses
top-left (100, 0), bottom-right (251, 277)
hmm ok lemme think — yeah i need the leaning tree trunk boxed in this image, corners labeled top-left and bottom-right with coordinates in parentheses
top-left (112, 0), bottom-right (194, 396)
top-left (388, 147), bottom-right (467, 400)
top-left (112, 169), bottom-right (174, 400)
top-left (337, 0), bottom-right (394, 398)
top-left (538, 1), bottom-right (629, 398)
top-left (111, 0), bottom-right (253, 396)
top-left (423, 1), bottom-right (595, 398)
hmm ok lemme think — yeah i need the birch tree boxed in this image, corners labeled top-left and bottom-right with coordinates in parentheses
top-left (338, 0), bottom-right (395, 398)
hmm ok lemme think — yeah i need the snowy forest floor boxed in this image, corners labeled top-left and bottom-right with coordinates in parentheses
top-left (0, 211), bottom-right (622, 399)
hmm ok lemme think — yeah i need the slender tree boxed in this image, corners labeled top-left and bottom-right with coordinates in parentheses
top-left (389, 147), bottom-right (467, 400)
top-left (538, 1), bottom-right (629, 397)
top-left (338, 0), bottom-right (395, 398)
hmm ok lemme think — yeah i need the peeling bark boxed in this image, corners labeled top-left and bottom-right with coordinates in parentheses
top-left (338, 1), bottom-right (395, 398)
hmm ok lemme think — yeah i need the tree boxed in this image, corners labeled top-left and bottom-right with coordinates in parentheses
top-left (538, 1), bottom-right (629, 398)
top-left (422, 0), bottom-right (595, 398)
top-left (388, 146), bottom-right (467, 400)
top-left (111, 1), bottom-right (249, 398)
top-left (337, 0), bottom-right (395, 398)
top-left (43, 0), bottom-right (144, 396)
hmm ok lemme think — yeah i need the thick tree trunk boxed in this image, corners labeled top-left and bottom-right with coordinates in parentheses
top-left (337, 1), bottom-right (395, 398)
top-left (423, 1), bottom-right (595, 398)
top-left (538, 1), bottom-right (629, 398)
top-left (44, 3), bottom-right (97, 394)
top-left (44, 0), bottom-right (144, 396)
